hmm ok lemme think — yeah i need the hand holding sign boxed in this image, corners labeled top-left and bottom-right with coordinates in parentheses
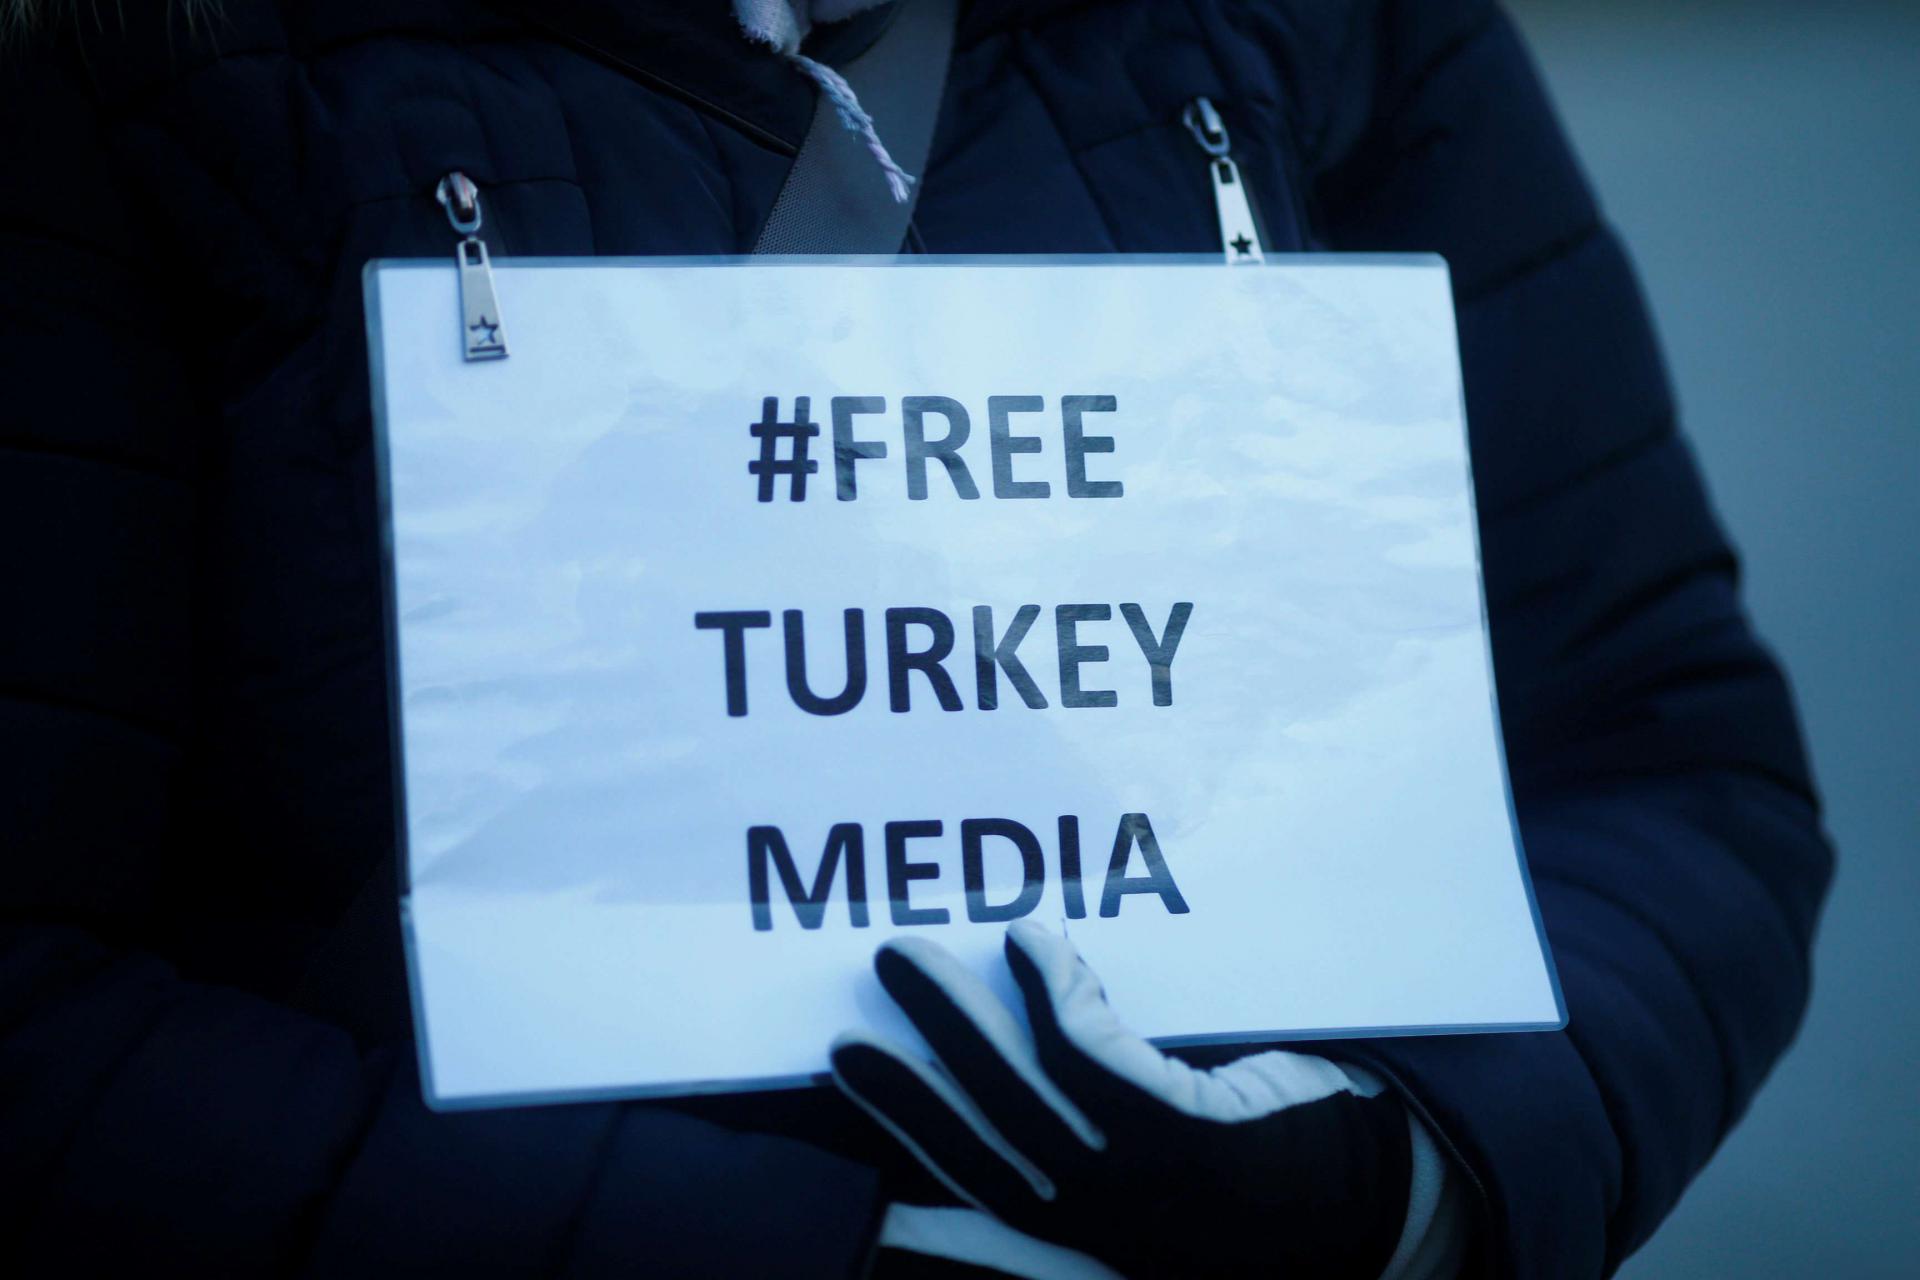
top-left (832, 922), bottom-right (1415, 1279)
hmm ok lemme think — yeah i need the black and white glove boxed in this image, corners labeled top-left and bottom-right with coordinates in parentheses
top-left (833, 921), bottom-right (1441, 1280)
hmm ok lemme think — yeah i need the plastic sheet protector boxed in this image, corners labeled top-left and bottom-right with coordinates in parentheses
top-left (363, 257), bottom-right (1565, 1109)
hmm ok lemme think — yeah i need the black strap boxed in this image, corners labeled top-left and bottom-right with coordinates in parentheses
top-left (752, 0), bottom-right (958, 255)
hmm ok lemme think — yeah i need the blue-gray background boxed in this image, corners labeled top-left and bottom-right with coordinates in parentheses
top-left (1507, 2), bottom-right (1919, 1273)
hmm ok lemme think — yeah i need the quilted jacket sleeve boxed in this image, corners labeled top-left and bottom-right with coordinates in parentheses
top-left (1301, 3), bottom-right (1835, 1276)
top-left (0, 56), bottom-right (879, 1280)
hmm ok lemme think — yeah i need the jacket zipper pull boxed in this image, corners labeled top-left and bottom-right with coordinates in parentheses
top-left (435, 172), bottom-right (508, 361)
top-left (1182, 98), bottom-right (1264, 265)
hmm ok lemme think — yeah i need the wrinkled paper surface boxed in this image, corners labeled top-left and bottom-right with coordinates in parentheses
top-left (366, 258), bottom-right (1563, 1107)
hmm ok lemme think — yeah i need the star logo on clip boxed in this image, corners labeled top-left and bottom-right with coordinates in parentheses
top-left (468, 316), bottom-right (501, 346)
top-left (1230, 234), bottom-right (1255, 258)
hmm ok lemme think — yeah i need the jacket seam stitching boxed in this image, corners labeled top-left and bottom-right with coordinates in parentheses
top-left (1007, 32), bottom-right (1122, 250)
top-left (1483, 413), bottom-right (1676, 524)
top-left (1377, 3), bottom-right (1504, 133)
top-left (0, 685), bottom-right (184, 743)
top-left (0, 436), bottom-right (187, 484)
top-left (1456, 218), bottom-right (1606, 306)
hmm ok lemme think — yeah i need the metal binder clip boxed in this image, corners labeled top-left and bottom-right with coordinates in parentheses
top-left (1182, 98), bottom-right (1266, 265)
top-left (436, 172), bottom-right (509, 361)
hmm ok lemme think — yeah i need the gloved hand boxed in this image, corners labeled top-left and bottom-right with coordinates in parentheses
top-left (832, 921), bottom-right (1415, 1280)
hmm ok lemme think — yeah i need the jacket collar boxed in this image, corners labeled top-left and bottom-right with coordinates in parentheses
top-left (488, 0), bottom-right (1098, 154)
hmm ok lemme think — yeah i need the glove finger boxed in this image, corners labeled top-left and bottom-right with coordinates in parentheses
top-left (874, 937), bottom-right (1106, 1167)
top-left (1003, 920), bottom-right (1214, 1125)
top-left (830, 1031), bottom-right (1056, 1222)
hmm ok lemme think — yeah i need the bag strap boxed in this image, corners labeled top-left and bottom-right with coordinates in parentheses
top-left (752, 0), bottom-right (959, 255)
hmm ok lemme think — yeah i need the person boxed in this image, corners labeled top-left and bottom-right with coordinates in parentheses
top-left (0, 1), bottom-right (1833, 1275)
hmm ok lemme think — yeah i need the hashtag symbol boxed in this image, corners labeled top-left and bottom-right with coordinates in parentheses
top-left (748, 396), bottom-right (820, 503)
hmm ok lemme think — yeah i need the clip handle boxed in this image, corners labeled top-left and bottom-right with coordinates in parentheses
top-left (1183, 99), bottom-right (1265, 265)
top-left (437, 171), bottom-right (508, 361)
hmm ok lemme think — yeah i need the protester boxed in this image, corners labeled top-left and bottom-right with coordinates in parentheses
top-left (0, 1), bottom-right (1832, 1275)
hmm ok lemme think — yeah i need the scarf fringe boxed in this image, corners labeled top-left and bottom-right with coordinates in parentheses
top-left (790, 53), bottom-right (915, 203)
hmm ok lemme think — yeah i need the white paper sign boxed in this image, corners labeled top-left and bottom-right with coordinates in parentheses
top-left (364, 257), bottom-right (1564, 1109)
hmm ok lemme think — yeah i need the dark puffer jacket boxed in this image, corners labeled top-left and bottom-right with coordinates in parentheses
top-left (0, 1), bottom-right (1833, 1275)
